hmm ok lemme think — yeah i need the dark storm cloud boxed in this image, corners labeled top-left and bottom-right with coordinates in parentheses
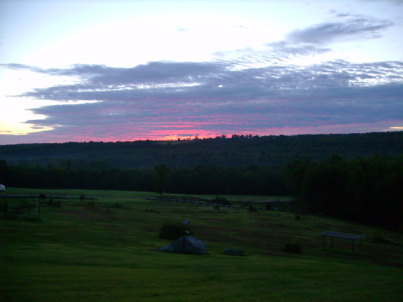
top-left (288, 17), bottom-right (393, 44)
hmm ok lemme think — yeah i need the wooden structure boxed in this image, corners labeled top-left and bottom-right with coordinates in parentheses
top-left (321, 231), bottom-right (365, 254)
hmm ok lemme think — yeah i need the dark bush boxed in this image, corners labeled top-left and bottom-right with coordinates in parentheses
top-left (38, 193), bottom-right (46, 200)
top-left (283, 241), bottom-right (302, 253)
top-left (159, 222), bottom-right (193, 240)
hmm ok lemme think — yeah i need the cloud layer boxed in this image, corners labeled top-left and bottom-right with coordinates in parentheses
top-left (288, 17), bottom-right (393, 44)
top-left (4, 57), bottom-right (401, 142)
top-left (2, 14), bottom-right (402, 143)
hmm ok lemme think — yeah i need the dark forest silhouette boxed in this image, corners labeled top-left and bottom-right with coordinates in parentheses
top-left (1, 132), bottom-right (402, 229)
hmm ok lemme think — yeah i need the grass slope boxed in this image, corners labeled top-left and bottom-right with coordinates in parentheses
top-left (1, 188), bottom-right (402, 302)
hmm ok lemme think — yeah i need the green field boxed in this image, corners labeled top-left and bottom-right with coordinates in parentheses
top-left (1, 188), bottom-right (402, 302)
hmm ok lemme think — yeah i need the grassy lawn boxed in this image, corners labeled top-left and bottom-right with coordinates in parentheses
top-left (1, 188), bottom-right (402, 302)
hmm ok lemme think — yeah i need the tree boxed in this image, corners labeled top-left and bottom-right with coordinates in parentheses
top-left (0, 160), bottom-right (8, 184)
top-left (285, 155), bottom-right (403, 229)
top-left (155, 164), bottom-right (170, 197)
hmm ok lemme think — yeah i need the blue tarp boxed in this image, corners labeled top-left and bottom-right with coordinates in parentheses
top-left (159, 235), bottom-right (207, 254)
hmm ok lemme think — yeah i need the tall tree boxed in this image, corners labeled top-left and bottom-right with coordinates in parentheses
top-left (154, 164), bottom-right (170, 197)
top-left (0, 160), bottom-right (8, 184)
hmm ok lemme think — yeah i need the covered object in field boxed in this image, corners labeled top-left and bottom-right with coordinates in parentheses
top-left (0, 184), bottom-right (5, 192)
top-left (159, 235), bottom-right (207, 254)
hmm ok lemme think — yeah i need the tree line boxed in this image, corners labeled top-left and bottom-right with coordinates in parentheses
top-left (2, 153), bottom-right (402, 229)
top-left (4, 162), bottom-right (287, 196)
top-left (285, 155), bottom-right (403, 229)
top-left (1, 132), bottom-right (402, 169)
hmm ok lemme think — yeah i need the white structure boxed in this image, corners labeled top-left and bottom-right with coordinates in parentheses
top-left (0, 184), bottom-right (5, 192)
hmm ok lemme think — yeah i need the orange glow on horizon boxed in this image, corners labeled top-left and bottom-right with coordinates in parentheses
top-left (2, 121), bottom-right (401, 145)
top-left (158, 134), bottom-right (217, 141)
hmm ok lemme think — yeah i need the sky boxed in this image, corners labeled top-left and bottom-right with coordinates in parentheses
top-left (0, 0), bottom-right (402, 144)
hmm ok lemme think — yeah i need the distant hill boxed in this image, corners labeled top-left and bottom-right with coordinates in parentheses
top-left (0, 132), bottom-right (402, 169)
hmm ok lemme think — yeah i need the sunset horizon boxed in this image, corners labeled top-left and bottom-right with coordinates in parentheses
top-left (1, 0), bottom-right (402, 145)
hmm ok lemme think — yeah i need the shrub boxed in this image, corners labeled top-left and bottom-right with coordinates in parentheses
top-left (159, 222), bottom-right (193, 240)
top-left (283, 241), bottom-right (302, 253)
top-left (38, 193), bottom-right (46, 200)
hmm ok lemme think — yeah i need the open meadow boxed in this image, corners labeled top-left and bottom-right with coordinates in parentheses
top-left (1, 188), bottom-right (402, 302)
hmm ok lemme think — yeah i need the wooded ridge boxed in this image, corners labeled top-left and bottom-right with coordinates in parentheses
top-left (1, 132), bottom-right (402, 169)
